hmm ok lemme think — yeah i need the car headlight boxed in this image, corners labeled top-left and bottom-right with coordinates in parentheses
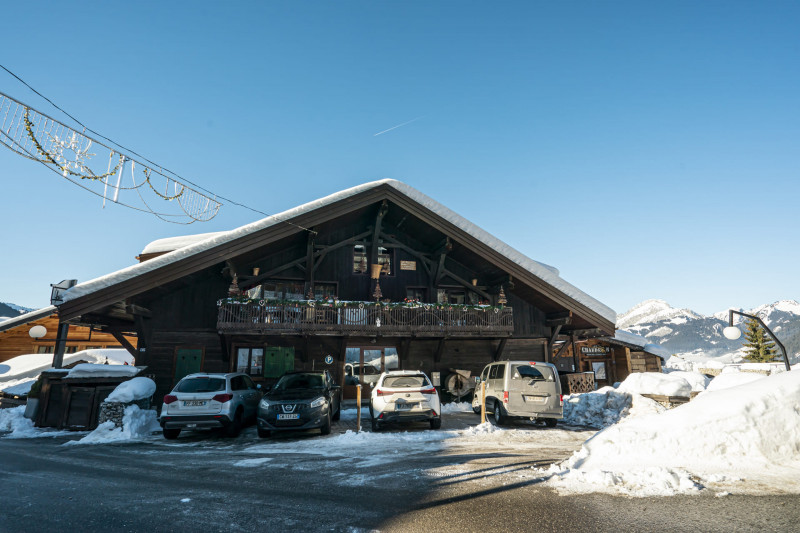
top-left (260, 398), bottom-right (271, 409)
top-left (310, 396), bottom-right (326, 408)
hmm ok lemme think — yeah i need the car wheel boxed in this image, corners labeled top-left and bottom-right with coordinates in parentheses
top-left (492, 401), bottom-right (506, 426)
top-left (225, 409), bottom-right (243, 438)
top-left (332, 400), bottom-right (341, 422)
top-left (430, 417), bottom-right (442, 430)
top-left (320, 410), bottom-right (332, 435)
top-left (257, 427), bottom-right (271, 438)
top-left (163, 428), bottom-right (180, 440)
top-left (544, 418), bottom-right (557, 428)
top-left (371, 417), bottom-right (380, 432)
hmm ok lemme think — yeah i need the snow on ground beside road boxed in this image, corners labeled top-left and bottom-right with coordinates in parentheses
top-left (542, 370), bottom-right (800, 497)
top-left (562, 388), bottom-right (665, 429)
top-left (0, 406), bottom-right (75, 439)
top-left (661, 370), bottom-right (710, 392)
top-left (440, 402), bottom-right (473, 414)
top-left (616, 372), bottom-right (692, 398)
top-left (105, 377), bottom-right (156, 403)
top-left (704, 371), bottom-right (766, 393)
top-left (67, 405), bottom-right (161, 445)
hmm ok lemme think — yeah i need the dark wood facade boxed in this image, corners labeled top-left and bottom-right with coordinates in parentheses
top-left (54, 182), bottom-right (614, 401)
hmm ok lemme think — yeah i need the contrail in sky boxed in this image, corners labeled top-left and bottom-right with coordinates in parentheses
top-left (373, 116), bottom-right (424, 136)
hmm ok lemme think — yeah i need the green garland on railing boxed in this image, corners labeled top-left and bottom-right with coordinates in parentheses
top-left (217, 296), bottom-right (506, 312)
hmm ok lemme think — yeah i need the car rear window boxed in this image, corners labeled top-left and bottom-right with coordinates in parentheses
top-left (511, 364), bottom-right (554, 381)
top-left (382, 375), bottom-right (430, 388)
top-left (176, 377), bottom-right (226, 393)
top-left (274, 373), bottom-right (324, 390)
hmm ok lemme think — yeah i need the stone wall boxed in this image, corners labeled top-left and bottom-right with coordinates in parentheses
top-left (98, 398), bottom-right (152, 428)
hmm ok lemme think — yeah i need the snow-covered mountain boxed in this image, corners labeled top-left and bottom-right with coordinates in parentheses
top-left (618, 299), bottom-right (800, 362)
top-left (0, 302), bottom-right (33, 320)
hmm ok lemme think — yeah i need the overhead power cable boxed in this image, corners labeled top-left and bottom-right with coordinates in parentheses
top-left (0, 64), bottom-right (314, 232)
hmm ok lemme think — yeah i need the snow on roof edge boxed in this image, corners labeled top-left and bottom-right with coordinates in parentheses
top-left (0, 305), bottom-right (57, 333)
top-left (59, 179), bottom-right (616, 324)
top-left (140, 231), bottom-right (230, 255)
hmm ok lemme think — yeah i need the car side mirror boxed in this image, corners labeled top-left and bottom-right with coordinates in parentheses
top-left (474, 376), bottom-right (481, 384)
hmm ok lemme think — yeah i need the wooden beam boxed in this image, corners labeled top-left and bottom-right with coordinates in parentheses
top-left (553, 339), bottom-right (571, 359)
top-left (571, 334), bottom-right (579, 372)
top-left (440, 268), bottom-right (492, 301)
top-left (568, 328), bottom-right (605, 338)
top-left (546, 316), bottom-right (572, 327)
top-left (434, 338), bottom-right (446, 363)
top-left (108, 329), bottom-right (138, 359)
top-left (369, 200), bottom-right (389, 267)
top-left (313, 230), bottom-right (372, 271)
top-left (546, 324), bottom-right (563, 363)
top-left (379, 234), bottom-right (433, 276)
top-left (493, 338), bottom-right (508, 362)
top-left (305, 231), bottom-right (315, 295)
top-left (125, 304), bottom-right (152, 318)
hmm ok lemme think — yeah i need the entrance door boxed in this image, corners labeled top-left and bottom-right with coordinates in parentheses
top-left (174, 348), bottom-right (203, 384)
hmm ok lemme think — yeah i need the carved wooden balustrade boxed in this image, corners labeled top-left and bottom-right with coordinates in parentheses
top-left (217, 301), bottom-right (513, 337)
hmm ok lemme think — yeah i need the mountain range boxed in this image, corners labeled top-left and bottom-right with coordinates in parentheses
top-left (618, 299), bottom-right (800, 362)
top-left (0, 302), bottom-right (33, 320)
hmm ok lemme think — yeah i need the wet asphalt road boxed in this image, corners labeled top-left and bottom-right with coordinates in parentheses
top-left (1, 413), bottom-right (798, 533)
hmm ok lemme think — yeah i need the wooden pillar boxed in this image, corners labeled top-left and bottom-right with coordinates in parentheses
top-left (52, 321), bottom-right (70, 369)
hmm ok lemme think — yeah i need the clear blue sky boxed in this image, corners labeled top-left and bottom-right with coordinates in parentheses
top-left (1, 1), bottom-right (798, 317)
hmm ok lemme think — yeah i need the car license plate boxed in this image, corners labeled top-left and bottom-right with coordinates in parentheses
top-left (277, 414), bottom-right (300, 420)
top-left (184, 400), bottom-right (206, 407)
top-left (396, 403), bottom-right (416, 411)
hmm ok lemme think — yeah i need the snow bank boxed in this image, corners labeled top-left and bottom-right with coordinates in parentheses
top-left (440, 402), bottom-right (473, 414)
top-left (0, 406), bottom-right (74, 439)
top-left (662, 371), bottom-right (710, 392)
top-left (616, 372), bottom-right (692, 398)
top-left (68, 405), bottom-right (160, 445)
top-left (66, 363), bottom-right (140, 379)
top-left (545, 370), bottom-right (800, 496)
top-left (105, 377), bottom-right (156, 403)
top-left (704, 372), bottom-right (765, 393)
top-left (562, 388), bottom-right (665, 429)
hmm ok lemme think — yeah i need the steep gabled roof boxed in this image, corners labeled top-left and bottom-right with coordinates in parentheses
top-left (0, 306), bottom-right (57, 333)
top-left (57, 180), bottom-right (616, 330)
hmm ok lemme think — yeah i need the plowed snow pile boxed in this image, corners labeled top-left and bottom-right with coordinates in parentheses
top-left (544, 370), bottom-right (800, 496)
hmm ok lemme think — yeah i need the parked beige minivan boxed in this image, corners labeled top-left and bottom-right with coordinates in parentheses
top-left (471, 361), bottom-right (563, 427)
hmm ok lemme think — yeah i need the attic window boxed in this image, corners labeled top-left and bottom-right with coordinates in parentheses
top-left (353, 245), bottom-right (392, 275)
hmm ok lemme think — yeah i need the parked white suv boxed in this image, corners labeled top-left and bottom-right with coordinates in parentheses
top-left (369, 370), bottom-right (441, 431)
top-left (472, 361), bottom-right (563, 427)
top-left (160, 372), bottom-right (261, 439)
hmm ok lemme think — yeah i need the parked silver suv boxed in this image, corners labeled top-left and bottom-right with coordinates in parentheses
top-left (160, 372), bottom-right (261, 439)
top-left (472, 361), bottom-right (563, 427)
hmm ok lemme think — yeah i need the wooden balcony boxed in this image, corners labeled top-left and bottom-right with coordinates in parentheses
top-left (217, 300), bottom-right (513, 337)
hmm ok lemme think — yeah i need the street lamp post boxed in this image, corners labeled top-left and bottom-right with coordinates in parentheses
top-left (722, 309), bottom-right (791, 372)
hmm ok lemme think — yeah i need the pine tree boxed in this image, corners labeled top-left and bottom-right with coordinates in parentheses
top-left (742, 318), bottom-right (778, 363)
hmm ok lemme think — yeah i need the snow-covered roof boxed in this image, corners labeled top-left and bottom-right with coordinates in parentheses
top-left (0, 305), bottom-right (57, 333)
top-left (59, 180), bottom-right (616, 324)
top-left (140, 231), bottom-right (229, 256)
top-left (607, 329), bottom-right (671, 362)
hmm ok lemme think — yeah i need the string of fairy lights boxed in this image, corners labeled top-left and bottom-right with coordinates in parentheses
top-left (0, 64), bottom-right (314, 232)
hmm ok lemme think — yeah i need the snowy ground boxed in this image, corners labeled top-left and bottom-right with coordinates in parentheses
top-left (3, 365), bottom-right (799, 499)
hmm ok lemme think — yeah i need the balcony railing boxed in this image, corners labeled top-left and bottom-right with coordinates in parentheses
top-left (217, 300), bottom-right (513, 337)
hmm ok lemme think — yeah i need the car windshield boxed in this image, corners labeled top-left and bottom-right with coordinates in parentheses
top-left (511, 365), bottom-right (554, 381)
top-left (382, 375), bottom-right (429, 388)
top-left (175, 377), bottom-right (226, 393)
top-left (273, 373), bottom-right (324, 390)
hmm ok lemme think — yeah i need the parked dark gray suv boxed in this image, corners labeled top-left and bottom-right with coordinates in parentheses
top-left (256, 370), bottom-right (342, 438)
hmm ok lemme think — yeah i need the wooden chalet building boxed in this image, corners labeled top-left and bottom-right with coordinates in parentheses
top-left (51, 180), bottom-right (616, 400)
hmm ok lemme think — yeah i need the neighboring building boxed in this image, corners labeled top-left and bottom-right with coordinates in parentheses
top-left (0, 307), bottom-right (135, 363)
top-left (49, 180), bottom-right (617, 400)
top-left (552, 329), bottom-right (671, 388)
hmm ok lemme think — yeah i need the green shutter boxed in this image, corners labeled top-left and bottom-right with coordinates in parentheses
top-left (174, 348), bottom-right (203, 383)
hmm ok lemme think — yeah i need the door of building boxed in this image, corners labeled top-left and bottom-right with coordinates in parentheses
top-left (174, 348), bottom-right (203, 384)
